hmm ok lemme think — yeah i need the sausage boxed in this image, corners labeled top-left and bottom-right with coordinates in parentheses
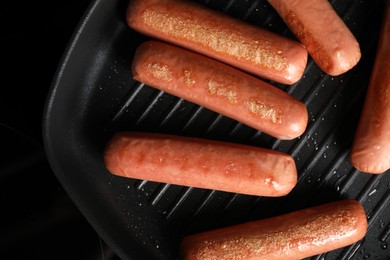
top-left (104, 132), bottom-right (298, 197)
top-left (126, 0), bottom-right (308, 85)
top-left (180, 199), bottom-right (368, 260)
top-left (350, 1), bottom-right (390, 174)
top-left (132, 41), bottom-right (308, 140)
top-left (267, 0), bottom-right (361, 76)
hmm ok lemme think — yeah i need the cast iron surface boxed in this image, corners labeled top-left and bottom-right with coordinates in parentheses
top-left (43, 0), bottom-right (390, 259)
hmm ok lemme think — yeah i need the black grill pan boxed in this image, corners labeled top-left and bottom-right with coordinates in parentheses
top-left (43, 0), bottom-right (390, 259)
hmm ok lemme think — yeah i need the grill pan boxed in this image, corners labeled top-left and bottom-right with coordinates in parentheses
top-left (43, 0), bottom-right (390, 259)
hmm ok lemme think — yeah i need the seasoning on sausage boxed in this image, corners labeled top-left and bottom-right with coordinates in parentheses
top-left (180, 200), bottom-right (368, 260)
top-left (127, 0), bottom-right (308, 84)
top-left (267, 0), bottom-right (361, 76)
top-left (132, 41), bottom-right (308, 140)
top-left (104, 132), bottom-right (298, 197)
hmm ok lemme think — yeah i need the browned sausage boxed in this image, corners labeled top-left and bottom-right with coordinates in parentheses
top-left (104, 132), bottom-right (298, 197)
top-left (267, 0), bottom-right (361, 76)
top-left (126, 0), bottom-right (308, 84)
top-left (350, 0), bottom-right (390, 174)
top-left (180, 200), bottom-right (368, 260)
top-left (132, 41), bottom-right (308, 140)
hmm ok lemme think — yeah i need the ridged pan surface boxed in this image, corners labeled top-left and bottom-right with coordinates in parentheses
top-left (43, 0), bottom-right (390, 259)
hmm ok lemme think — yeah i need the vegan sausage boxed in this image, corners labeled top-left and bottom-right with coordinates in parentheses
top-left (132, 41), bottom-right (308, 140)
top-left (127, 0), bottom-right (308, 84)
top-left (180, 200), bottom-right (368, 260)
top-left (104, 132), bottom-right (298, 197)
top-left (350, 0), bottom-right (390, 174)
top-left (267, 0), bottom-right (361, 76)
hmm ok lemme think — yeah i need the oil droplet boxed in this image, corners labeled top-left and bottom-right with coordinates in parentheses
top-left (305, 176), bottom-right (312, 184)
top-left (379, 219), bottom-right (385, 228)
top-left (158, 210), bottom-right (167, 215)
top-left (323, 153), bottom-right (327, 159)
top-left (154, 240), bottom-right (160, 249)
top-left (380, 241), bottom-right (388, 249)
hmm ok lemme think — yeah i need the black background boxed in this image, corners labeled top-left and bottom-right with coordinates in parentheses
top-left (1, 1), bottom-right (119, 259)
